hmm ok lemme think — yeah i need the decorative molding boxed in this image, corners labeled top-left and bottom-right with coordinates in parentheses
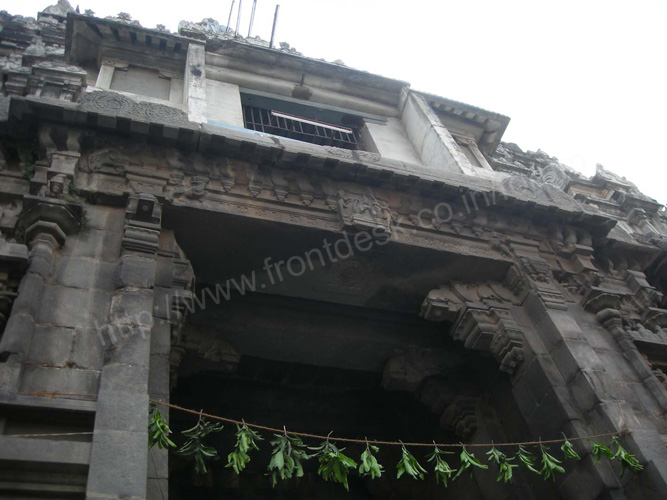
top-left (422, 282), bottom-right (525, 374)
top-left (123, 194), bottom-right (161, 254)
top-left (506, 255), bottom-right (568, 310)
top-left (453, 307), bottom-right (524, 374)
top-left (79, 91), bottom-right (190, 127)
top-left (336, 189), bottom-right (393, 234)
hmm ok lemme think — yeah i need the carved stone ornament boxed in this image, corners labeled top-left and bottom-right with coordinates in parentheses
top-left (422, 283), bottom-right (525, 374)
top-left (441, 396), bottom-right (478, 440)
top-left (536, 162), bottom-right (570, 190)
top-left (337, 189), bottom-right (393, 234)
top-left (501, 175), bottom-right (542, 200)
top-left (123, 193), bottom-right (162, 254)
top-left (453, 307), bottom-right (524, 374)
top-left (79, 91), bottom-right (190, 127)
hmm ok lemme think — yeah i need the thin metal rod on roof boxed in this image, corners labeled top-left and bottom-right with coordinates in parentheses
top-left (248, 0), bottom-right (257, 37)
top-left (226, 0), bottom-right (235, 32)
top-left (269, 4), bottom-right (280, 48)
top-left (235, 0), bottom-right (243, 36)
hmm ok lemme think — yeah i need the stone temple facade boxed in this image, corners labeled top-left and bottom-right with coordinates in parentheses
top-left (0, 2), bottom-right (666, 499)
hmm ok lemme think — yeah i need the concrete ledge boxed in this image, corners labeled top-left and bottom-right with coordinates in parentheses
top-left (0, 436), bottom-right (91, 465)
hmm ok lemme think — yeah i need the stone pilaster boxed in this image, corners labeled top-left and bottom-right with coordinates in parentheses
top-left (86, 194), bottom-right (161, 500)
top-left (0, 196), bottom-right (80, 395)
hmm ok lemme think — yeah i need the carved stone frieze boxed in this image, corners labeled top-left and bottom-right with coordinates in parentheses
top-left (79, 91), bottom-right (190, 127)
top-left (336, 189), bottom-right (393, 234)
top-left (171, 176), bottom-right (209, 201)
top-left (506, 255), bottom-right (568, 310)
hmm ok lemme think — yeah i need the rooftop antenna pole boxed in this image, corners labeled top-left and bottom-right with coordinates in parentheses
top-left (269, 4), bottom-right (280, 48)
top-left (235, 0), bottom-right (243, 36)
top-left (226, 0), bottom-right (235, 32)
top-left (248, 0), bottom-right (257, 37)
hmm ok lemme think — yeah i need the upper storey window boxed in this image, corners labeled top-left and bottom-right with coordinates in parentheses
top-left (241, 92), bottom-right (363, 151)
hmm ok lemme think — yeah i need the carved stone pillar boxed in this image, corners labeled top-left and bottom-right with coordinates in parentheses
top-left (86, 194), bottom-right (161, 500)
top-left (0, 196), bottom-right (81, 395)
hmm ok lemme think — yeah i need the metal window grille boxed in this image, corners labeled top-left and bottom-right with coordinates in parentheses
top-left (242, 105), bottom-right (360, 150)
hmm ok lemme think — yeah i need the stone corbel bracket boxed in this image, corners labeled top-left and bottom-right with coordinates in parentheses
top-left (453, 307), bottom-right (525, 374)
top-left (422, 283), bottom-right (526, 374)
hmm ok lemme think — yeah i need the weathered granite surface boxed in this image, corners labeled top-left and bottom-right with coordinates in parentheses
top-left (0, 2), bottom-right (666, 500)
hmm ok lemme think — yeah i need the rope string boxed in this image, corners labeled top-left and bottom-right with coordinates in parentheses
top-left (24, 391), bottom-right (629, 448)
top-left (150, 399), bottom-right (629, 449)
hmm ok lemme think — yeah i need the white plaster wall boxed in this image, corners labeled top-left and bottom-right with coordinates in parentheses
top-left (184, 43), bottom-right (208, 123)
top-left (365, 118), bottom-right (422, 165)
top-left (401, 94), bottom-right (502, 180)
top-left (402, 95), bottom-right (462, 173)
top-left (205, 80), bottom-right (244, 128)
top-left (110, 67), bottom-right (170, 101)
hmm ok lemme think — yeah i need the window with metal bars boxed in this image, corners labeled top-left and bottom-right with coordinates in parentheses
top-left (242, 105), bottom-right (360, 150)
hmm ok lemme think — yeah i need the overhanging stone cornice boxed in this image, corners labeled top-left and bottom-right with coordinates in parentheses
top-left (65, 12), bottom-right (202, 68)
top-left (8, 94), bottom-right (616, 232)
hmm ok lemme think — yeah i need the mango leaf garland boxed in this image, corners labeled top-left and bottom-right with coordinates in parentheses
top-left (267, 432), bottom-right (310, 487)
top-left (539, 443), bottom-right (565, 481)
top-left (427, 446), bottom-right (456, 486)
top-left (454, 445), bottom-right (488, 479)
top-left (311, 439), bottom-right (358, 491)
top-left (590, 441), bottom-right (614, 465)
top-left (177, 413), bottom-right (224, 474)
top-left (226, 424), bottom-right (263, 475)
top-left (486, 446), bottom-right (517, 483)
top-left (148, 403), bottom-right (176, 450)
top-left (610, 436), bottom-right (643, 475)
top-left (396, 445), bottom-right (427, 480)
top-left (358, 443), bottom-right (384, 479)
top-left (516, 445), bottom-right (540, 474)
top-left (560, 435), bottom-right (581, 460)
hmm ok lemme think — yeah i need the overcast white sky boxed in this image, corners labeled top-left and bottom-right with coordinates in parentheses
top-left (9, 0), bottom-right (667, 203)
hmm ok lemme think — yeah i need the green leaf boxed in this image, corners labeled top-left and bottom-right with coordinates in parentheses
top-left (311, 439), bottom-right (358, 491)
top-left (539, 443), bottom-right (565, 481)
top-left (147, 403), bottom-right (176, 450)
top-left (359, 443), bottom-right (384, 479)
top-left (427, 446), bottom-right (456, 486)
top-left (454, 445), bottom-right (488, 479)
top-left (176, 413), bottom-right (223, 475)
top-left (516, 445), bottom-right (540, 474)
top-left (590, 441), bottom-right (614, 465)
top-left (486, 446), bottom-right (517, 483)
top-left (226, 424), bottom-right (263, 475)
top-left (396, 445), bottom-right (427, 480)
top-left (560, 435), bottom-right (581, 460)
top-left (266, 433), bottom-right (311, 486)
top-left (610, 436), bottom-right (643, 476)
